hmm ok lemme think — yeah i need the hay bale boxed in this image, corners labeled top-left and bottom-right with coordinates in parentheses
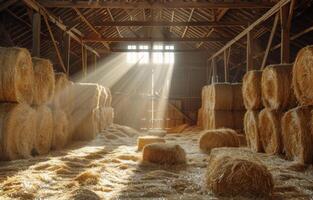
top-left (104, 87), bottom-right (112, 107)
top-left (70, 83), bottom-right (101, 111)
top-left (197, 108), bottom-right (203, 128)
top-left (142, 143), bottom-right (186, 164)
top-left (199, 128), bottom-right (240, 153)
top-left (242, 70), bottom-right (263, 110)
top-left (233, 110), bottom-right (244, 130)
top-left (93, 108), bottom-right (101, 133)
top-left (206, 148), bottom-right (274, 198)
top-left (244, 110), bottom-right (262, 152)
top-left (232, 83), bottom-right (245, 110)
top-left (53, 73), bottom-right (71, 113)
top-left (103, 107), bottom-right (114, 127)
top-left (206, 110), bottom-right (233, 129)
top-left (201, 85), bottom-right (210, 110)
top-left (258, 108), bottom-right (283, 154)
top-left (137, 136), bottom-right (165, 151)
top-left (0, 47), bottom-right (34, 104)
top-left (281, 106), bottom-right (313, 164)
top-left (207, 83), bottom-right (233, 110)
top-left (32, 57), bottom-right (55, 105)
top-left (34, 106), bottom-right (53, 155)
top-left (293, 46), bottom-right (313, 105)
top-left (98, 86), bottom-right (108, 108)
top-left (261, 64), bottom-right (295, 110)
top-left (71, 109), bottom-right (98, 141)
top-left (51, 109), bottom-right (69, 150)
top-left (0, 103), bottom-right (36, 160)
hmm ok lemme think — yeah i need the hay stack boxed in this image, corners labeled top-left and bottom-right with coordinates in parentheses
top-left (206, 149), bottom-right (274, 198)
top-left (71, 109), bottom-right (98, 141)
top-left (293, 46), bottom-right (313, 105)
top-left (199, 129), bottom-right (240, 153)
top-left (104, 107), bottom-right (114, 127)
top-left (244, 110), bottom-right (262, 152)
top-left (207, 83), bottom-right (233, 110)
top-left (142, 143), bottom-right (186, 164)
top-left (32, 58), bottom-right (55, 105)
top-left (242, 70), bottom-right (263, 110)
top-left (201, 85), bottom-right (210, 109)
top-left (104, 87), bottom-right (112, 107)
top-left (0, 47), bottom-right (34, 104)
top-left (0, 103), bottom-right (36, 160)
top-left (70, 83), bottom-right (100, 111)
top-left (258, 108), bottom-right (283, 154)
top-left (137, 136), bottom-right (165, 150)
top-left (262, 64), bottom-right (295, 110)
top-left (197, 108), bottom-right (203, 128)
top-left (98, 86), bottom-right (108, 108)
top-left (34, 106), bottom-right (53, 155)
top-left (281, 106), bottom-right (313, 164)
top-left (232, 83), bottom-right (245, 110)
top-left (51, 109), bottom-right (69, 150)
top-left (206, 110), bottom-right (233, 129)
top-left (53, 73), bottom-right (71, 113)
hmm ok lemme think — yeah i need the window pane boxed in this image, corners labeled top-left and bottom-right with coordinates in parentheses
top-left (139, 45), bottom-right (148, 50)
top-left (153, 45), bottom-right (163, 50)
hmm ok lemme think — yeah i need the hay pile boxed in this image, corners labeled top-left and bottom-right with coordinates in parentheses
top-left (261, 64), bottom-right (295, 110)
top-left (258, 108), bottom-right (283, 154)
top-left (199, 129), bottom-right (241, 153)
top-left (292, 46), bottom-right (313, 105)
top-left (137, 136), bottom-right (166, 150)
top-left (0, 47), bottom-right (34, 104)
top-left (53, 73), bottom-right (72, 114)
top-left (206, 148), bottom-right (274, 198)
top-left (142, 143), bottom-right (186, 164)
top-left (281, 106), bottom-right (313, 164)
top-left (242, 70), bottom-right (263, 110)
top-left (51, 108), bottom-right (69, 150)
top-left (32, 58), bottom-right (55, 105)
top-left (244, 110), bottom-right (262, 152)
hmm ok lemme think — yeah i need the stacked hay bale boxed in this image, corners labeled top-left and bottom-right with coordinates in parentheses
top-left (98, 86), bottom-right (114, 130)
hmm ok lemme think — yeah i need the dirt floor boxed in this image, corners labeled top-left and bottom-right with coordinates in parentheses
top-left (0, 125), bottom-right (313, 199)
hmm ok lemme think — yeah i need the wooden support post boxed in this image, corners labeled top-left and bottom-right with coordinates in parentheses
top-left (246, 31), bottom-right (254, 71)
top-left (93, 53), bottom-right (97, 72)
top-left (224, 50), bottom-right (229, 82)
top-left (212, 57), bottom-right (217, 83)
top-left (32, 12), bottom-right (41, 57)
top-left (280, 4), bottom-right (290, 63)
top-left (63, 34), bottom-right (70, 75)
top-left (81, 44), bottom-right (88, 76)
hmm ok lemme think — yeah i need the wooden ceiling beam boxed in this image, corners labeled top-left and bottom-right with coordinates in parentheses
top-left (83, 37), bottom-right (232, 42)
top-left (39, 1), bottom-right (275, 9)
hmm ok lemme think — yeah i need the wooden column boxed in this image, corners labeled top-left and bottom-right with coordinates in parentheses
top-left (280, 3), bottom-right (291, 63)
top-left (63, 34), bottom-right (70, 75)
top-left (93, 54), bottom-right (97, 72)
top-left (32, 12), bottom-right (41, 57)
top-left (81, 44), bottom-right (87, 77)
top-left (212, 57), bottom-right (217, 83)
top-left (246, 30), bottom-right (254, 71)
top-left (224, 50), bottom-right (229, 82)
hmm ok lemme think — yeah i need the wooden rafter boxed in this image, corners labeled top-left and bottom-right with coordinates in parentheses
top-left (181, 8), bottom-right (195, 38)
top-left (83, 36), bottom-right (232, 42)
top-left (107, 8), bottom-right (122, 38)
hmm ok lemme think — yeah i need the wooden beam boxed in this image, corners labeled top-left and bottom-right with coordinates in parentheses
top-left (212, 57), bottom-right (217, 83)
top-left (224, 49), bottom-right (230, 82)
top-left (81, 45), bottom-right (88, 76)
top-left (280, 4), bottom-right (290, 63)
top-left (0, 0), bottom-right (18, 12)
top-left (209, 0), bottom-right (291, 61)
top-left (96, 48), bottom-right (210, 53)
top-left (107, 8), bottom-right (122, 38)
top-left (63, 34), bottom-right (70, 75)
top-left (40, 1), bottom-right (275, 9)
top-left (32, 12), bottom-right (41, 57)
top-left (246, 31), bottom-right (254, 71)
top-left (182, 8), bottom-right (195, 38)
top-left (83, 37), bottom-right (232, 42)
top-left (261, 14), bottom-right (279, 69)
top-left (43, 14), bottom-right (66, 73)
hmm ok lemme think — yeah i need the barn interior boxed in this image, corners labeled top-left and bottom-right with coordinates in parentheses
top-left (1, 0), bottom-right (313, 199)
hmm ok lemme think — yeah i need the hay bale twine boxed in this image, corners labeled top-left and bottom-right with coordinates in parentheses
top-left (0, 47), bottom-right (34, 104)
top-left (71, 109), bottom-right (98, 141)
top-left (233, 110), bottom-right (244, 130)
top-left (53, 73), bottom-right (71, 113)
top-left (34, 106), bottom-right (53, 155)
top-left (293, 46), bottom-right (313, 105)
top-left (0, 103), bottom-right (36, 160)
top-left (261, 64), bottom-right (295, 110)
top-left (258, 108), bottom-right (283, 154)
top-left (242, 70), bottom-right (263, 110)
top-left (208, 83), bottom-right (233, 110)
top-left (232, 83), bottom-right (245, 110)
top-left (207, 110), bottom-right (233, 129)
top-left (51, 109), bottom-right (69, 150)
top-left (32, 57), bottom-right (55, 105)
top-left (244, 110), bottom-right (263, 152)
top-left (137, 136), bottom-right (166, 151)
top-left (281, 106), bottom-right (313, 164)
top-left (71, 83), bottom-right (101, 110)
top-left (199, 129), bottom-right (240, 153)
top-left (142, 143), bottom-right (186, 164)
top-left (206, 149), bottom-right (274, 198)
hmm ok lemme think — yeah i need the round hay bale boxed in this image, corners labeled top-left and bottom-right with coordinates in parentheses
top-left (233, 110), bottom-right (244, 130)
top-left (232, 83), bottom-right (245, 110)
top-left (201, 85), bottom-right (210, 110)
top-left (53, 73), bottom-right (71, 113)
top-left (197, 108), bottom-right (203, 128)
top-left (242, 70), bottom-right (263, 110)
top-left (207, 83), bottom-right (233, 110)
top-left (293, 46), bottom-right (313, 105)
top-left (34, 106), bottom-right (53, 155)
top-left (71, 109), bottom-right (98, 141)
top-left (51, 109), bottom-right (69, 150)
top-left (70, 83), bottom-right (101, 111)
top-left (244, 110), bottom-right (263, 152)
top-left (207, 110), bottom-right (233, 130)
top-left (32, 57), bottom-right (55, 105)
top-left (262, 64), bottom-right (295, 110)
top-left (137, 136), bottom-right (165, 151)
top-left (142, 143), bottom-right (186, 164)
top-left (0, 103), bottom-right (36, 160)
top-left (199, 129), bottom-right (240, 153)
top-left (206, 152), bottom-right (274, 198)
top-left (258, 108), bottom-right (283, 154)
top-left (0, 47), bottom-right (34, 104)
top-left (281, 106), bottom-right (313, 164)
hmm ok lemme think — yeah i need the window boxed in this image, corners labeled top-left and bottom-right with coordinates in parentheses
top-left (165, 45), bottom-right (174, 50)
top-left (153, 52), bottom-right (163, 64)
top-left (138, 45), bottom-right (149, 64)
top-left (127, 45), bottom-right (137, 63)
top-left (153, 45), bottom-right (163, 50)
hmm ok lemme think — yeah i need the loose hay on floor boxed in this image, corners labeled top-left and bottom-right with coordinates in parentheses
top-left (137, 136), bottom-right (166, 151)
top-left (142, 143), bottom-right (186, 164)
